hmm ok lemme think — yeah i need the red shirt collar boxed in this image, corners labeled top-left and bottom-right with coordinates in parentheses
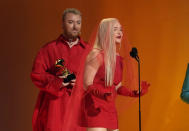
top-left (56, 34), bottom-right (87, 48)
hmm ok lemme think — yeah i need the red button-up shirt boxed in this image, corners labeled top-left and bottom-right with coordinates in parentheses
top-left (31, 35), bottom-right (88, 131)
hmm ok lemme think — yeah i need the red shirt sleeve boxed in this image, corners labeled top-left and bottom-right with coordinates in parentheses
top-left (31, 49), bottom-right (64, 97)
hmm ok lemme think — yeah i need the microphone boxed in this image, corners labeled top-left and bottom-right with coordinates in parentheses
top-left (130, 47), bottom-right (139, 61)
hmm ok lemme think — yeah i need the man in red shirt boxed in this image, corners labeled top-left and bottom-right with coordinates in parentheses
top-left (31, 8), bottom-right (87, 131)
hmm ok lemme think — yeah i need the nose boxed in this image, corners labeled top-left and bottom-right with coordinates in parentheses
top-left (73, 23), bottom-right (76, 29)
top-left (117, 32), bottom-right (121, 36)
top-left (119, 31), bottom-right (123, 36)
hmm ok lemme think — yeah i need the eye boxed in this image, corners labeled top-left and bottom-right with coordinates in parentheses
top-left (114, 27), bottom-right (118, 31)
top-left (77, 21), bottom-right (81, 24)
top-left (68, 20), bottom-right (73, 24)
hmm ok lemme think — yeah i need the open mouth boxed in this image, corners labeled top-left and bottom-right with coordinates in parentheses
top-left (116, 36), bottom-right (122, 39)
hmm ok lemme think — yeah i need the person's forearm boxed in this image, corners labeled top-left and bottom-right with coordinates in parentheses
top-left (31, 71), bottom-right (65, 97)
top-left (117, 86), bottom-right (138, 97)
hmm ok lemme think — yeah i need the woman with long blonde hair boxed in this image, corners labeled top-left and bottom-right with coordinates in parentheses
top-left (77, 18), bottom-right (150, 131)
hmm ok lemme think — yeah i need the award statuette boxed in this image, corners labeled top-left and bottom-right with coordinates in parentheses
top-left (55, 59), bottom-right (76, 83)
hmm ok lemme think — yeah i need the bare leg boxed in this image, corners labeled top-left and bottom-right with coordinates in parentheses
top-left (87, 127), bottom-right (107, 131)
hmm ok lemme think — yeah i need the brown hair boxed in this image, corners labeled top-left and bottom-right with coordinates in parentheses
top-left (62, 8), bottom-right (82, 21)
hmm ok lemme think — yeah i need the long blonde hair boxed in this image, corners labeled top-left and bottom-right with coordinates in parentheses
top-left (93, 18), bottom-right (118, 86)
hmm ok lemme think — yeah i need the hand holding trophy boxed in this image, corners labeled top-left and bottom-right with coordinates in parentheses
top-left (55, 59), bottom-right (76, 87)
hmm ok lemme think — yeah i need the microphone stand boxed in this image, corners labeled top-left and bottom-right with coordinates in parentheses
top-left (135, 55), bottom-right (141, 131)
top-left (130, 47), bottom-right (142, 131)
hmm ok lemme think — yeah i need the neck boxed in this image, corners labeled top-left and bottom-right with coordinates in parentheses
top-left (67, 38), bottom-right (79, 48)
top-left (62, 34), bottom-right (78, 42)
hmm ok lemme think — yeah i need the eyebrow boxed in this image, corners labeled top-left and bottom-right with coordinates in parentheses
top-left (114, 26), bottom-right (122, 29)
top-left (67, 20), bottom-right (81, 22)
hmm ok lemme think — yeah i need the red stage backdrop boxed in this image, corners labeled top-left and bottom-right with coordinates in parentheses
top-left (0, 0), bottom-right (189, 131)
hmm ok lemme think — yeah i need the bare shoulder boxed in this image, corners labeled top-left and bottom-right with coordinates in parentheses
top-left (86, 48), bottom-right (103, 63)
top-left (88, 49), bottom-right (102, 59)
